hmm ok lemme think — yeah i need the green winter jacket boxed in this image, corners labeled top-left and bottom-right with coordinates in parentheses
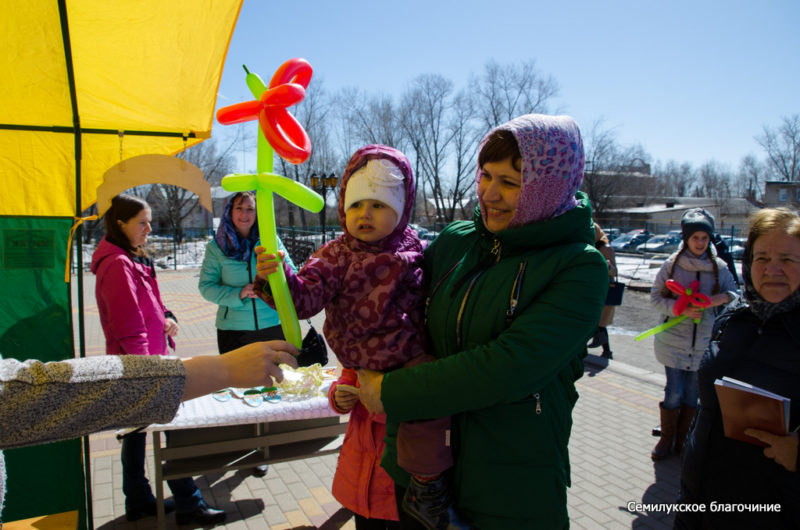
top-left (380, 193), bottom-right (607, 529)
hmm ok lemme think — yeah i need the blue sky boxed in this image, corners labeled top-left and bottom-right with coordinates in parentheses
top-left (214, 0), bottom-right (799, 171)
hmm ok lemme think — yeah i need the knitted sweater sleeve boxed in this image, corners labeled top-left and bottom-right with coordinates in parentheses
top-left (0, 355), bottom-right (184, 449)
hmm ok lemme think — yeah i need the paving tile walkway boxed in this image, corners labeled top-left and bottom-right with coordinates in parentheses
top-left (74, 270), bottom-right (680, 529)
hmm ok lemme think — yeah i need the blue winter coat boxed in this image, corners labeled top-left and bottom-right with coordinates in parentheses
top-left (198, 238), bottom-right (295, 331)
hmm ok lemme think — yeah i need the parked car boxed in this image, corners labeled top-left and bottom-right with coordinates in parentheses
top-left (636, 234), bottom-right (682, 254)
top-left (410, 224), bottom-right (438, 241)
top-left (626, 228), bottom-right (651, 238)
top-left (610, 233), bottom-right (651, 252)
top-left (724, 236), bottom-right (747, 259)
top-left (603, 228), bottom-right (622, 242)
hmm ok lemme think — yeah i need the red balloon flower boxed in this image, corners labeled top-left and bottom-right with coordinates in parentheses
top-left (216, 58), bottom-right (312, 164)
top-left (666, 279), bottom-right (711, 316)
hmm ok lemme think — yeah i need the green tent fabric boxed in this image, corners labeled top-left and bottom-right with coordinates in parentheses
top-left (0, 1), bottom-right (242, 525)
top-left (0, 217), bottom-right (78, 522)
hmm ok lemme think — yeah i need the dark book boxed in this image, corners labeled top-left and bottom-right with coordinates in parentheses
top-left (714, 376), bottom-right (790, 447)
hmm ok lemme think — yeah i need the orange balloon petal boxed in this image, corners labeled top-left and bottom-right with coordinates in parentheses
top-left (216, 100), bottom-right (261, 124)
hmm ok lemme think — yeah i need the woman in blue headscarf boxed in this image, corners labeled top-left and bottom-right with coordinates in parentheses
top-left (199, 191), bottom-right (296, 477)
top-left (199, 192), bottom-right (296, 356)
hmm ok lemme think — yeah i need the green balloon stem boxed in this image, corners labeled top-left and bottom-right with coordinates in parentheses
top-left (257, 187), bottom-right (302, 348)
top-left (634, 312), bottom-right (706, 341)
top-left (635, 315), bottom-right (688, 341)
top-left (220, 66), bottom-right (324, 350)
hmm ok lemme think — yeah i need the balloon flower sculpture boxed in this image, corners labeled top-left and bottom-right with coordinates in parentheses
top-left (216, 58), bottom-right (324, 348)
top-left (634, 279), bottom-right (711, 341)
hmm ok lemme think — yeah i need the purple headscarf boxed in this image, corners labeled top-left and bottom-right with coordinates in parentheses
top-left (476, 114), bottom-right (585, 227)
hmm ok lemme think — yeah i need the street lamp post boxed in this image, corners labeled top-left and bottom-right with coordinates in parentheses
top-left (310, 172), bottom-right (338, 244)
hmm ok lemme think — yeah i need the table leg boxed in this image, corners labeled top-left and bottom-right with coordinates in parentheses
top-left (153, 431), bottom-right (166, 530)
top-left (255, 422), bottom-right (270, 460)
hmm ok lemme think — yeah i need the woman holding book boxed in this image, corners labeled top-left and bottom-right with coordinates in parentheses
top-left (676, 207), bottom-right (800, 529)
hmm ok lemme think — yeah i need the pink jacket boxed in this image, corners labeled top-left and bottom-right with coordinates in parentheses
top-left (328, 368), bottom-right (398, 521)
top-left (90, 237), bottom-right (170, 356)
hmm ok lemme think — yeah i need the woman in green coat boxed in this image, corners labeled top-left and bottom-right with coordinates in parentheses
top-left (359, 114), bottom-right (608, 529)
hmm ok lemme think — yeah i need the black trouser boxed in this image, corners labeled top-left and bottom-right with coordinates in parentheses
top-left (354, 513), bottom-right (401, 530)
top-left (216, 326), bottom-right (284, 354)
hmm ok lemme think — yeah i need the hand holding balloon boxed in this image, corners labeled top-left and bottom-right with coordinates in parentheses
top-left (635, 279), bottom-right (712, 342)
top-left (255, 246), bottom-right (285, 279)
top-left (666, 279), bottom-right (711, 319)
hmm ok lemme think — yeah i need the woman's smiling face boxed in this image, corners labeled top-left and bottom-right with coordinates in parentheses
top-left (478, 157), bottom-right (522, 233)
top-left (231, 195), bottom-right (256, 237)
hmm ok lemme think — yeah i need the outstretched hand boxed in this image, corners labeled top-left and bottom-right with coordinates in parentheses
top-left (223, 340), bottom-right (299, 388)
top-left (181, 340), bottom-right (299, 401)
top-left (255, 246), bottom-right (285, 280)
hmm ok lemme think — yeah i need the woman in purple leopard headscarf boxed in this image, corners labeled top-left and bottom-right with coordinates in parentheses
top-left (357, 115), bottom-right (609, 529)
top-left (254, 145), bottom-right (457, 529)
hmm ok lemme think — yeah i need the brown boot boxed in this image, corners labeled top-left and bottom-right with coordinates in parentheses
top-left (674, 405), bottom-right (697, 455)
top-left (651, 403), bottom-right (679, 461)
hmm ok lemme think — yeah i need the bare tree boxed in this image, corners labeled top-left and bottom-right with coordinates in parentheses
top-left (180, 133), bottom-right (241, 185)
top-left (149, 184), bottom-right (197, 242)
top-left (446, 89), bottom-right (481, 222)
top-left (695, 160), bottom-right (733, 201)
top-left (400, 74), bottom-right (455, 224)
top-left (334, 88), bottom-right (404, 149)
top-left (653, 160), bottom-right (695, 197)
top-left (472, 59), bottom-right (559, 130)
top-left (736, 155), bottom-right (766, 200)
top-left (276, 78), bottom-right (341, 228)
top-left (151, 136), bottom-right (238, 242)
top-left (581, 119), bottom-right (650, 215)
top-left (756, 114), bottom-right (800, 181)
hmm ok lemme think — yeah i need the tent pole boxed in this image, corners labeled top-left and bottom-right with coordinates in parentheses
top-left (58, 1), bottom-right (93, 528)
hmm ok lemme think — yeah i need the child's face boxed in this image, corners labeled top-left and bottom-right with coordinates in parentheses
top-left (345, 200), bottom-right (399, 243)
top-left (687, 231), bottom-right (710, 257)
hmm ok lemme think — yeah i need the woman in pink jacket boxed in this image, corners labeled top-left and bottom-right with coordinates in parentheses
top-left (91, 194), bottom-right (225, 526)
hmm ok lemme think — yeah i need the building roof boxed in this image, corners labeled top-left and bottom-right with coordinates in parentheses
top-left (608, 197), bottom-right (757, 215)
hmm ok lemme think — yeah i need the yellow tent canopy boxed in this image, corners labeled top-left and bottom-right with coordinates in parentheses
top-left (0, 0), bottom-right (243, 217)
top-left (0, 2), bottom-right (243, 524)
